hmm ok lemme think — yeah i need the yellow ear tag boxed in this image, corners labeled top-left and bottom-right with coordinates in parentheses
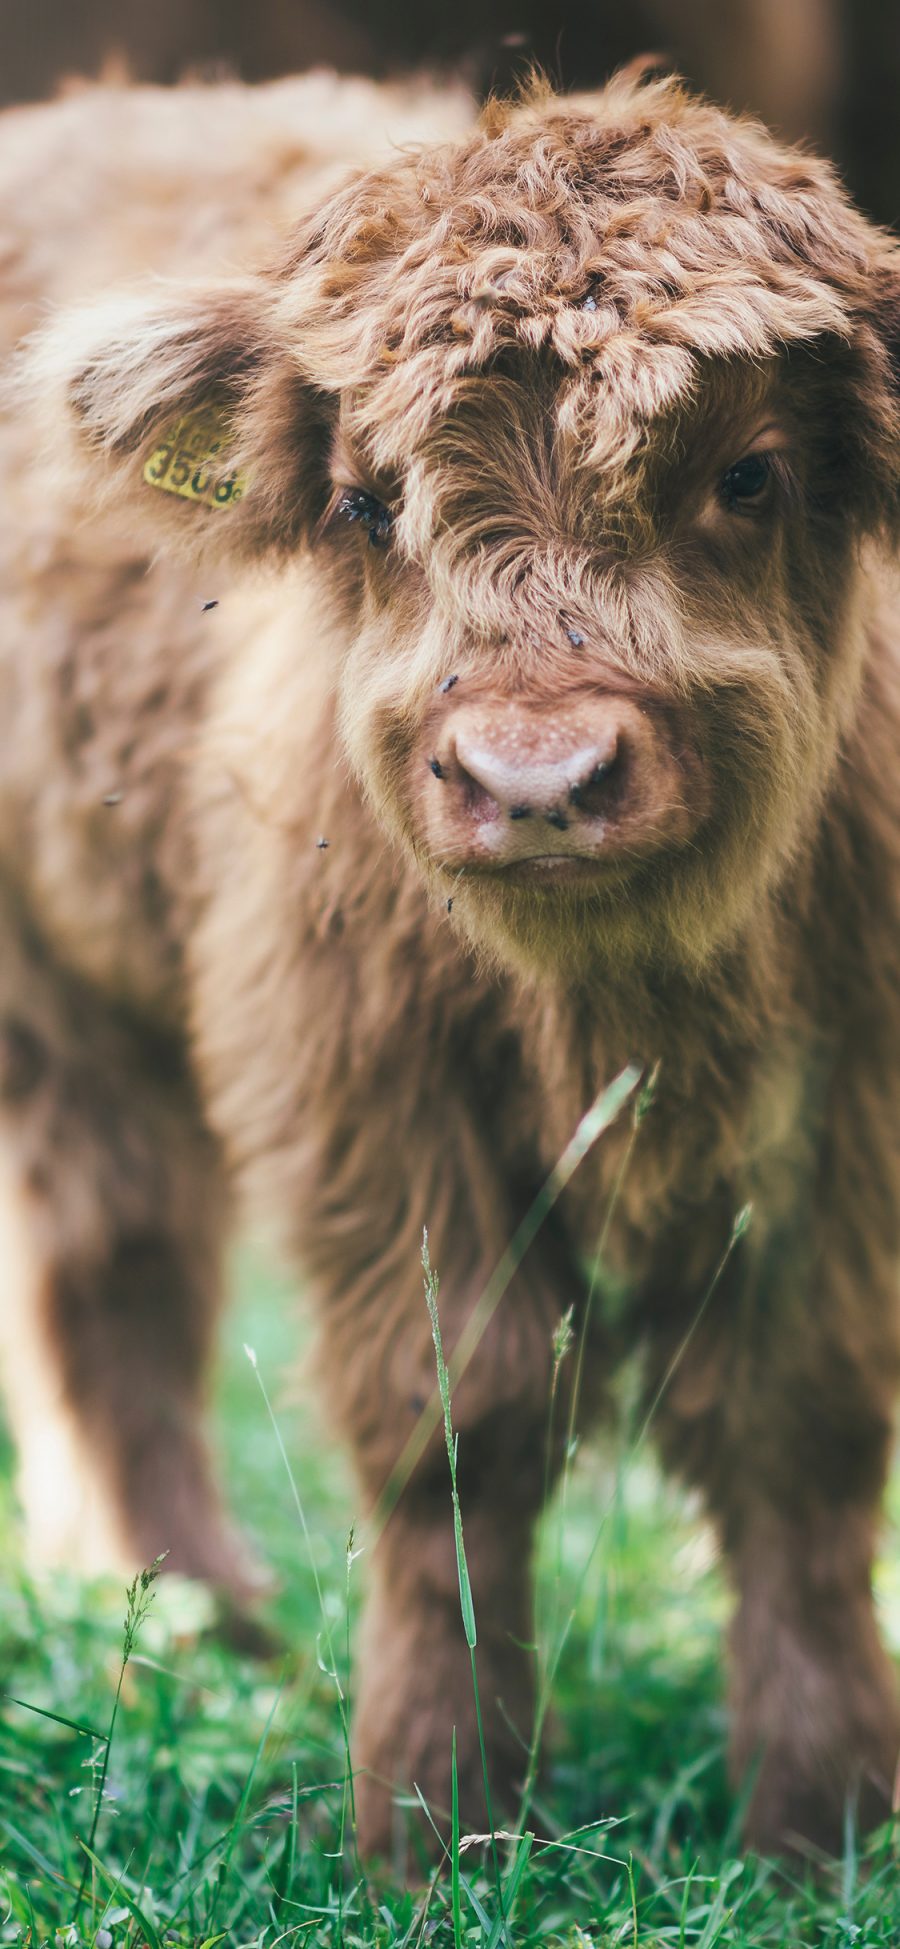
top-left (143, 402), bottom-right (248, 509)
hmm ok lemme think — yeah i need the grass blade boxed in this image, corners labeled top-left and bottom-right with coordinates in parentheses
top-left (423, 1235), bottom-right (507, 1943)
top-left (2, 1693), bottom-right (106, 1741)
top-left (451, 1727), bottom-right (463, 1949)
top-left (77, 1841), bottom-right (162, 1949)
top-left (487, 1831), bottom-right (533, 1949)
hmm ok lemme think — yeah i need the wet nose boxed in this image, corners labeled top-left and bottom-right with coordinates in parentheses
top-left (425, 696), bottom-right (702, 870)
top-left (446, 714), bottom-right (622, 832)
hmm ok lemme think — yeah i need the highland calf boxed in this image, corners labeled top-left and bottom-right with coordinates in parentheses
top-left (2, 68), bottom-right (900, 1861)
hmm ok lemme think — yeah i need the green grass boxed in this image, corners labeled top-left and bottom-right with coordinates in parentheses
top-left (1, 1243), bottom-right (900, 1946)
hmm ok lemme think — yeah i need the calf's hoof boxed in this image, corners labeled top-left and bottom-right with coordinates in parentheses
top-left (352, 1622), bottom-right (532, 1864)
top-left (741, 1728), bottom-right (900, 1858)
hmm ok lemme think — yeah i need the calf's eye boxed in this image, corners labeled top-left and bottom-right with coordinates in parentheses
top-left (335, 487), bottom-right (393, 548)
top-left (720, 452), bottom-right (771, 509)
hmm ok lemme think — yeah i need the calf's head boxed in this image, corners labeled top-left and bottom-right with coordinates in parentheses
top-left (34, 74), bottom-right (900, 978)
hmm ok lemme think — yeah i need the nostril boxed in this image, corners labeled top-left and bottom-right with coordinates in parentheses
top-left (452, 754), bottom-right (503, 823)
top-left (509, 804), bottom-right (531, 821)
top-left (546, 808), bottom-right (569, 832)
top-left (569, 748), bottom-right (624, 818)
top-left (429, 757), bottom-right (445, 779)
top-left (569, 761), bottom-right (611, 806)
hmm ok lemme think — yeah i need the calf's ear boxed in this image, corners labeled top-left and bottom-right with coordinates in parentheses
top-left (21, 274), bottom-right (333, 561)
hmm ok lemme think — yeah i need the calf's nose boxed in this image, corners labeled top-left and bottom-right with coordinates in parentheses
top-left (448, 713), bottom-right (621, 830)
top-left (424, 696), bottom-right (703, 869)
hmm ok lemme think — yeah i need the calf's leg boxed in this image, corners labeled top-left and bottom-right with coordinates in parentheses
top-left (0, 911), bottom-right (248, 1593)
top-left (646, 1172), bottom-right (900, 1855)
top-left (300, 1099), bottom-right (591, 1860)
top-left (351, 1409), bottom-right (546, 1864)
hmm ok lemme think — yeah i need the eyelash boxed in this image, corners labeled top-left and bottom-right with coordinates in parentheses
top-left (333, 487), bottom-right (393, 548)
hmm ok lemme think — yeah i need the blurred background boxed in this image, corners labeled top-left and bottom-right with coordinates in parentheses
top-left (0, 0), bottom-right (898, 226)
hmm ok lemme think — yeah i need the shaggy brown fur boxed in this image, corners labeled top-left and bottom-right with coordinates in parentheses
top-left (3, 67), bottom-right (900, 1861)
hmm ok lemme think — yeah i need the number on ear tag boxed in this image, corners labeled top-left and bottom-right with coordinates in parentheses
top-left (143, 402), bottom-right (248, 509)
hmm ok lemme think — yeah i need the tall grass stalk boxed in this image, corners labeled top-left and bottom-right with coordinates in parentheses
top-left (339, 1526), bottom-right (361, 1878)
top-left (560, 1063), bottom-right (660, 1533)
top-left (522, 1069), bottom-right (656, 1835)
top-left (451, 1727), bottom-right (463, 1949)
top-left (422, 1231), bottom-right (507, 1941)
top-left (374, 1063), bottom-right (642, 1539)
top-left (517, 1201), bottom-right (753, 1840)
top-left (74, 1552), bottom-right (167, 1919)
top-left (538, 1303), bottom-right (575, 1638)
top-left (627, 1851), bottom-right (640, 1948)
top-left (244, 1344), bottom-right (363, 1888)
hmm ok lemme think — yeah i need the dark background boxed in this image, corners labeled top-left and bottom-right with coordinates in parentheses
top-left (0, 0), bottom-right (897, 227)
